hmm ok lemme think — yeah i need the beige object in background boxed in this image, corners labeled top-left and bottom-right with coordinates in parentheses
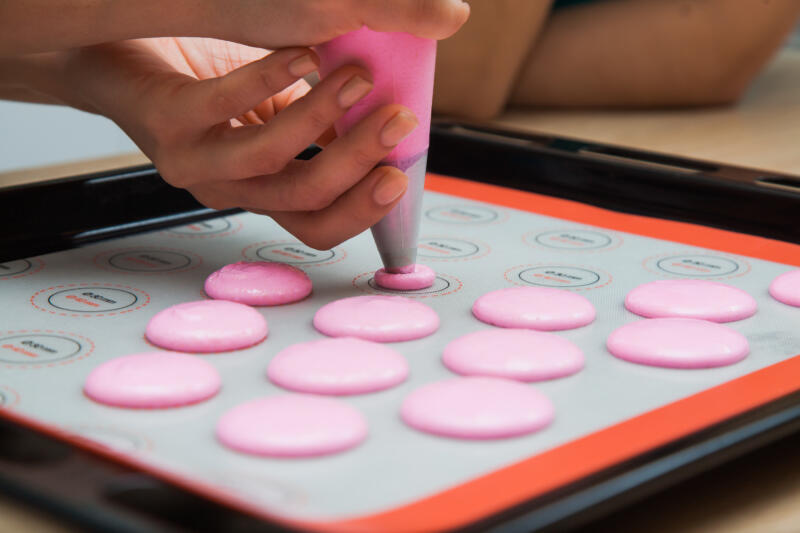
top-left (433, 0), bottom-right (553, 119)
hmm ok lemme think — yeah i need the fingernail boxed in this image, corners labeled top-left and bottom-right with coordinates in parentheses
top-left (338, 75), bottom-right (373, 108)
top-left (373, 169), bottom-right (408, 206)
top-left (380, 111), bottom-right (418, 147)
top-left (288, 54), bottom-right (318, 77)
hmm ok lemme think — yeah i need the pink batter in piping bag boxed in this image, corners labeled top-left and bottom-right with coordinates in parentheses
top-left (316, 27), bottom-right (436, 271)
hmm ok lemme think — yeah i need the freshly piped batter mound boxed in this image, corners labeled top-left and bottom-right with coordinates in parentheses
top-left (625, 279), bottom-right (757, 322)
top-left (84, 352), bottom-right (221, 408)
top-left (770, 269), bottom-right (800, 307)
top-left (443, 329), bottom-right (584, 382)
top-left (216, 395), bottom-right (367, 457)
top-left (374, 264), bottom-right (435, 291)
top-left (145, 300), bottom-right (267, 353)
top-left (607, 318), bottom-right (749, 368)
top-left (472, 286), bottom-right (595, 330)
top-left (313, 295), bottom-right (439, 342)
top-left (401, 377), bottom-right (554, 439)
top-left (267, 337), bottom-right (408, 395)
top-left (204, 261), bottom-right (312, 306)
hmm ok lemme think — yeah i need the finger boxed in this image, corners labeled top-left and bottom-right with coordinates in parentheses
top-left (198, 64), bottom-right (375, 180)
top-left (184, 47), bottom-right (319, 127)
top-left (263, 166), bottom-right (409, 251)
top-left (359, 0), bottom-right (471, 40)
top-left (185, 104), bottom-right (416, 211)
top-left (289, 104), bottom-right (418, 208)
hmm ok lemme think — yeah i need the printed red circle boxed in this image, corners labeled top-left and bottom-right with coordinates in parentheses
top-left (30, 283), bottom-right (151, 317)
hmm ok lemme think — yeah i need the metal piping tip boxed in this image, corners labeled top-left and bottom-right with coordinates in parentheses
top-left (371, 152), bottom-right (428, 272)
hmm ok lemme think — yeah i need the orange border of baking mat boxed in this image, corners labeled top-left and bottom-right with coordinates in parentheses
top-left (317, 175), bottom-right (800, 532)
top-left (2, 175), bottom-right (798, 533)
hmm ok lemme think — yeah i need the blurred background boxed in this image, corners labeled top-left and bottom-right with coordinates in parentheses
top-left (1, 20), bottom-right (798, 180)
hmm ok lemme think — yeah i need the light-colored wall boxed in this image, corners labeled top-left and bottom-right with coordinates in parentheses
top-left (1, 24), bottom-right (798, 176)
top-left (0, 101), bottom-right (139, 173)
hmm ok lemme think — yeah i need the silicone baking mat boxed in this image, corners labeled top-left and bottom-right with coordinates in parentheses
top-left (1, 174), bottom-right (799, 532)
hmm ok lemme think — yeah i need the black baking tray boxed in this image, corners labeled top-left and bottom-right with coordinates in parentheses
top-left (1, 123), bottom-right (800, 532)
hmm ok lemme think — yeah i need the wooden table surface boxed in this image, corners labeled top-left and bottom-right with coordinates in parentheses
top-left (492, 48), bottom-right (800, 176)
top-left (2, 46), bottom-right (799, 533)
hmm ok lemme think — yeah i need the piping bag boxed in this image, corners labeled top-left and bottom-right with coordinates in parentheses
top-left (316, 27), bottom-right (436, 272)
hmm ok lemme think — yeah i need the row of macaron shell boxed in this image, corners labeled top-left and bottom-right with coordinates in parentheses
top-left (84, 263), bottom-right (800, 457)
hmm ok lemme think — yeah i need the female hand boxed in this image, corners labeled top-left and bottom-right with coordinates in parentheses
top-left (2, 0), bottom-right (470, 54)
top-left (69, 38), bottom-right (418, 249)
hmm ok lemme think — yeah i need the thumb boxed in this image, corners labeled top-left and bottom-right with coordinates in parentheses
top-left (357, 0), bottom-right (470, 40)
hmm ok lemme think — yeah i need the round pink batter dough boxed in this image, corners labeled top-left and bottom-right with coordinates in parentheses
top-left (401, 377), bottom-right (554, 439)
top-left (472, 287), bottom-right (596, 331)
top-left (770, 269), bottom-right (800, 307)
top-left (443, 329), bottom-right (584, 382)
top-left (146, 300), bottom-right (268, 353)
top-left (313, 295), bottom-right (439, 342)
top-left (607, 317), bottom-right (749, 369)
top-left (204, 261), bottom-right (312, 306)
top-left (625, 279), bottom-right (757, 322)
top-left (374, 264), bottom-right (436, 291)
top-left (216, 395), bottom-right (367, 457)
top-left (267, 337), bottom-right (408, 395)
top-left (84, 352), bottom-right (221, 408)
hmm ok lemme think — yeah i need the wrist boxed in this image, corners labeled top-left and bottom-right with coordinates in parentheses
top-left (0, 51), bottom-right (98, 112)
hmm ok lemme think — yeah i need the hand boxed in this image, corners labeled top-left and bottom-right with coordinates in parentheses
top-left (69, 38), bottom-right (418, 249)
top-left (2, 0), bottom-right (470, 55)
top-left (209, 0), bottom-right (471, 49)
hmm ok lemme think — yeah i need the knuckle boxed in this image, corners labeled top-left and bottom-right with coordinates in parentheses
top-left (305, 106), bottom-right (333, 133)
top-left (350, 148), bottom-right (379, 171)
top-left (300, 190), bottom-right (334, 211)
top-left (256, 68), bottom-right (278, 94)
top-left (251, 150), bottom-right (287, 176)
top-left (294, 181), bottom-right (334, 211)
top-left (210, 89), bottom-right (246, 121)
top-left (413, 0), bottom-right (434, 22)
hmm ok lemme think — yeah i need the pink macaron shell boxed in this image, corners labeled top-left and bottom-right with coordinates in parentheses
top-left (401, 377), bottom-right (554, 439)
top-left (204, 261), bottom-right (312, 306)
top-left (374, 264), bottom-right (436, 291)
top-left (625, 279), bottom-right (757, 322)
top-left (607, 318), bottom-right (749, 369)
top-left (145, 300), bottom-right (268, 353)
top-left (443, 329), bottom-right (584, 382)
top-left (316, 27), bottom-right (435, 161)
top-left (313, 295), bottom-right (439, 342)
top-left (84, 352), bottom-right (221, 408)
top-left (472, 287), bottom-right (596, 331)
top-left (216, 395), bottom-right (368, 457)
top-left (770, 269), bottom-right (800, 307)
top-left (267, 337), bottom-right (409, 395)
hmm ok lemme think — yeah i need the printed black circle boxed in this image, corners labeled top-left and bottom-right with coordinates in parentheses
top-left (71, 427), bottom-right (144, 453)
top-left (366, 275), bottom-right (452, 295)
top-left (255, 243), bottom-right (336, 265)
top-left (167, 218), bottom-right (232, 236)
top-left (417, 238), bottom-right (481, 259)
top-left (425, 205), bottom-right (499, 224)
top-left (0, 259), bottom-right (32, 277)
top-left (534, 230), bottom-right (613, 250)
top-left (47, 287), bottom-right (138, 313)
top-left (656, 255), bottom-right (741, 277)
top-left (0, 334), bottom-right (83, 364)
top-left (108, 250), bottom-right (193, 272)
top-left (518, 266), bottom-right (601, 288)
